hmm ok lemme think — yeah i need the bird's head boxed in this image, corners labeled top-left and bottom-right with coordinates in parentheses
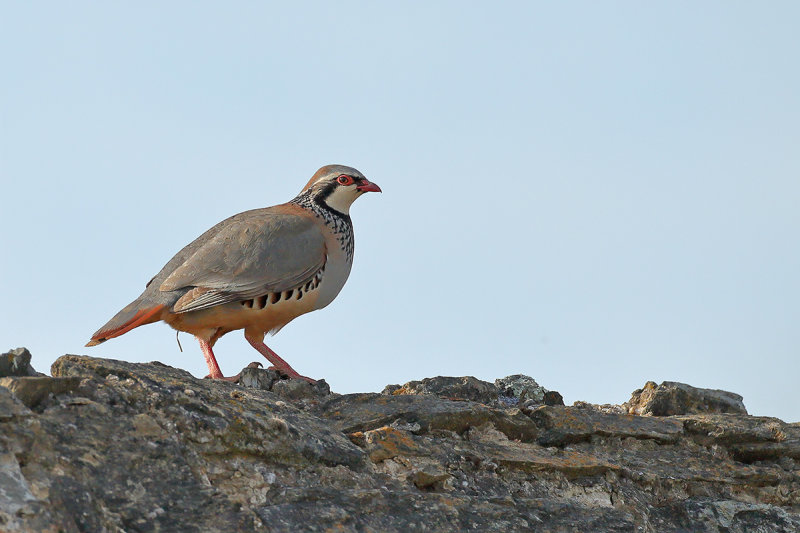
top-left (301, 165), bottom-right (381, 215)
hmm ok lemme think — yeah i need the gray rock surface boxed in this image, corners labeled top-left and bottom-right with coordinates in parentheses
top-left (383, 376), bottom-right (500, 404)
top-left (0, 348), bottom-right (43, 378)
top-left (627, 380), bottom-right (748, 416)
top-left (496, 374), bottom-right (549, 404)
top-left (0, 350), bottom-right (798, 532)
top-left (0, 376), bottom-right (81, 408)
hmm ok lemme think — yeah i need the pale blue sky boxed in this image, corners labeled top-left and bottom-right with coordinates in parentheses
top-left (2, 3), bottom-right (798, 421)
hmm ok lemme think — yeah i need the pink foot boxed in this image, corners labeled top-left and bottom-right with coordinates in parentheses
top-left (244, 333), bottom-right (317, 384)
top-left (204, 373), bottom-right (240, 382)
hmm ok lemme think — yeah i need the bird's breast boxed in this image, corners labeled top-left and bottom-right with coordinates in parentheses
top-left (315, 251), bottom-right (352, 310)
top-left (312, 216), bottom-right (355, 309)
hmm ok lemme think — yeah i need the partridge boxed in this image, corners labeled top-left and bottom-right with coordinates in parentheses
top-left (86, 165), bottom-right (381, 382)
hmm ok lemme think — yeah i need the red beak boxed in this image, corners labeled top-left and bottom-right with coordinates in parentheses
top-left (357, 180), bottom-right (382, 193)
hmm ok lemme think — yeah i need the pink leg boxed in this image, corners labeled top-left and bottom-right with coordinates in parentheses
top-left (244, 331), bottom-right (316, 383)
top-left (197, 337), bottom-right (240, 382)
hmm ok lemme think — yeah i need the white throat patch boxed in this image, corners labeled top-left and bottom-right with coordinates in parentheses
top-left (323, 186), bottom-right (360, 214)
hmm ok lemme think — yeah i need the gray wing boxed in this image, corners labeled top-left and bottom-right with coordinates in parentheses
top-left (159, 210), bottom-right (326, 312)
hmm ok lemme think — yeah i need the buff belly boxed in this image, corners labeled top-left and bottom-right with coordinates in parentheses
top-left (163, 284), bottom-right (322, 340)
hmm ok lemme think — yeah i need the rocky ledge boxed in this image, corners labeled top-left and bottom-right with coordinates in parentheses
top-left (1, 348), bottom-right (799, 532)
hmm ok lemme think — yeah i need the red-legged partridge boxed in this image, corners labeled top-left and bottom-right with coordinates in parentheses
top-left (86, 165), bottom-right (381, 382)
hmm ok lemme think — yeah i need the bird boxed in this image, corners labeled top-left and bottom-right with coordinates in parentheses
top-left (86, 165), bottom-right (381, 382)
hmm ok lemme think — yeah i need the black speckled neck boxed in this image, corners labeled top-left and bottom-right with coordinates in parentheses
top-left (290, 189), bottom-right (355, 262)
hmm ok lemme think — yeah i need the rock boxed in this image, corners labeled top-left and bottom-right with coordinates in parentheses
top-left (272, 377), bottom-right (331, 401)
top-left (680, 413), bottom-right (800, 463)
top-left (0, 376), bottom-right (82, 408)
top-left (314, 392), bottom-right (540, 442)
top-left (383, 376), bottom-right (499, 404)
top-left (0, 352), bottom-right (797, 532)
top-left (465, 423), bottom-right (621, 479)
top-left (648, 499), bottom-right (800, 531)
top-left (382, 383), bottom-right (401, 395)
top-left (238, 365), bottom-right (280, 389)
top-left (360, 425), bottom-right (422, 463)
top-left (238, 366), bottom-right (331, 401)
top-left (0, 347), bottom-right (43, 377)
top-left (543, 390), bottom-right (564, 406)
top-left (572, 401), bottom-right (628, 415)
top-left (0, 451), bottom-right (66, 533)
top-left (0, 386), bottom-right (33, 421)
top-left (528, 405), bottom-right (685, 446)
top-left (495, 374), bottom-right (553, 405)
top-left (411, 469), bottom-right (451, 490)
top-left (627, 381), bottom-right (748, 416)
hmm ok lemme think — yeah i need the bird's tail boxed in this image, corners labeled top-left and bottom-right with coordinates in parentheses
top-left (86, 301), bottom-right (166, 347)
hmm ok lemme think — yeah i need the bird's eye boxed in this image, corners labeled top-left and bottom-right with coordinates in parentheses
top-left (337, 175), bottom-right (354, 185)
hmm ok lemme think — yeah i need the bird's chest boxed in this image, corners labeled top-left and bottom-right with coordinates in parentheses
top-left (315, 220), bottom-right (354, 309)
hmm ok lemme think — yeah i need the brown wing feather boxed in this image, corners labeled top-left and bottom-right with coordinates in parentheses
top-left (159, 207), bottom-right (326, 313)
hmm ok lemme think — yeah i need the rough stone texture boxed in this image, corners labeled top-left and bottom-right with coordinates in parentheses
top-left (0, 377), bottom-right (82, 409)
top-left (627, 380), bottom-right (748, 416)
top-left (529, 405), bottom-right (685, 446)
top-left (0, 348), bottom-right (43, 378)
top-left (382, 376), bottom-right (499, 404)
top-left (238, 366), bottom-right (332, 405)
top-left (496, 374), bottom-right (550, 405)
top-left (0, 352), bottom-right (798, 532)
top-left (543, 390), bottom-right (565, 406)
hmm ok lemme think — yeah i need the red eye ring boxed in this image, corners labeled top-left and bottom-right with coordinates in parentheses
top-left (337, 175), bottom-right (354, 185)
